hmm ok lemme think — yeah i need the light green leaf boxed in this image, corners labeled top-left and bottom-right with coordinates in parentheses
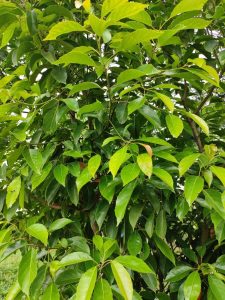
top-left (68, 82), bottom-right (101, 96)
top-left (154, 151), bottom-right (178, 163)
top-left (182, 111), bottom-right (209, 136)
top-left (53, 164), bottom-right (68, 187)
top-left (42, 283), bottom-right (60, 300)
top-left (128, 97), bottom-right (145, 115)
top-left (5, 280), bottom-right (20, 300)
top-left (166, 114), bottom-right (184, 138)
top-left (154, 92), bottom-right (174, 112)
top-left (26, 223), bottom-right (48, 246)
top-left (153, 168), bottom-right (174, 190)
top-left (115, 181), bottom-right (136, 225)
top-left (129, 204), bottom-right (143, 230)
top-left (99, 176), bottom-right (120, 203)
top-left (75, 266), bottom-right (97, 300)
top-left (18, 249), bottom-right (37, 296)
top-left (101, 0), bottom-right (127, 17)
top-left (184, 176), bottom-right (204, 206)
top-left (6, 176), bottom-right (21, 208)
top-left (93, 278), bottom-right (113, 300)
top-left (109, 2), bottom-right (148, 22)
top-left (137, 153), bottom-right (152, 178)
top-left (166, 265), bottom-right (193, 282)
top-left (60, 252), bottom-right (93, 268)
top-left (210, 166), bottom-right (225, 187)
top-left (208, 275), bottom-right (225, 300)
top-left (204, 189), bottom-right (225, 219)
top-left (170, 0), bottom-right (208, 18)
top-left (115, 255), bottom-right (154, 273)
top-left (153, 235), bottom-right (176, 265)
top-left (31, 162), bottom-right (52, 191)
top-left (44, 20), bottom-right (86, 40)
top-left (1, 22), bottom-right (17, 48)
top-left (109, 146), bottom-right (128, 178)
top-left (23, 148), bottom-right (43, 174)
top-left (55, 52), bottom-right (96, 67)
top-left (145, 212), bottom-right (155, 238)
top-left (111, 260), bottom-right (133, 300)
top-left (88, 154), bottom-right (101, 177)
top-left (179, 153), bottom-right (200, 177)
top-left (139, 105), bottom-right (161, 129)
top-left (78, 101), bottom-right (104, 116)
top-left (121, 163), bottom-right (140, 186)
top-left (183, 271), bottom-right (201, 300)
top-left (49, 218), bottom-right (73, 232)
top-left (102, 136), bottom-right (121, 147)
top-left (76, 167), bottom-right (92, 193)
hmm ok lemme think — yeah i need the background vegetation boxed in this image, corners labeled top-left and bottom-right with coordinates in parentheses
top-left (0, 0), bottom-right (225, 299)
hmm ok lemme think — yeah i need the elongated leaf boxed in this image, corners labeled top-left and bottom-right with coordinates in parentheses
top-left (115, 181), bottom-right (136, 225)
top-left (76, 167), bottom-right (92, 193)
top-left (6, 176), bottom-right (21, 208)
top-left (1, 22), bottom-right (17, 48)
top-left (208, 275), bottom-right (225, 300)
top-left (93, 278), bottom-right (113, 300)
top-left (129, 204), bottom-right (143, 230)
top-left (179, 154), bottom-right (200, 177)
top-left (115, 255), bottom-right (154, 273)
top-left (139, 105), bottom-right (161, 129)
top-left (44, 20), bottom-right (86, 40)
top-left (49, 218), bottom-right (73, 232)
top-left (111, 260), bottom-right (133, 300)
top-left (154, 92), bottom-right (174, 112)
top-left (31, 162), bottom-right (52, 190)
top-left (183, 271), bottom-right (201, 300)
top-left (60, 252), bottom-right (93, 267)
top-left (153, 168), bottom-right (174, 190)
top-left (183, 111), bottom-right (209, 136)
top-left (26, 223), bottom-right (48, 246)
top-left (155, 210), bottom-right (167, 239)
top-left (166, 114), bottom-right (184, 138)
top-left (42, 283), bottom-right (60, 300)
top-left (170, 0), bottom-right (208, 18)
top-left (18, 249), bottom-right (37, 296)
top-left (78, 101), bottom-right (104, 116)
top-left (88, 154), bottom-right (101, 177)
top-left (145, 212), bottom-right (155, 238)
top-left (68, 82), bottom-right (101, 96)
top-left (210, 166), bottom-right (225, 187)
top-left (23, 148), bottom-right (43, 174)
top-left (53, 164), bottom-right (68, 186)
top-left (109, 146), bottom-right (128, 178)
top-left (75, 266), bottom-right (97, 300)
top-left (54, 51), bottom-right (96, 67)
top-left (184, 176), bottom-right (204, 206)
top-left (137, 153), bottom-right (152, 178)
top-left (166, 265), bottom-right (193, 282)
top-left (5, 280), bottom-right (21, 300)
top-left (153, 235), bottom-right (175, 265)
top-left (121, 163), bottom-right (140, 186)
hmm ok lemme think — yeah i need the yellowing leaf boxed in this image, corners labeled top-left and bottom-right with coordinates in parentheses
top-left (83, 0), bottom-right (91, 13)
top-left (170, 0), bottom-right (208, 18)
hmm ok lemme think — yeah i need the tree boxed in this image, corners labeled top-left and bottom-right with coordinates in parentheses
top-left (0, 0), bottom-right (225, 299)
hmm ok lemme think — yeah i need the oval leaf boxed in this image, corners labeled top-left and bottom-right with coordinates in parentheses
top-left (26, 223), bottom-right (48, 246)
top-left (115, 255), bottom-right (154, 273)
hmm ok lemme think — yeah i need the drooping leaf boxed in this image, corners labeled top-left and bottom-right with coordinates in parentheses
top-left (166, 265), bottom-right (193, 282)
top-left (166, 114), bottom-right (184, 138)
top-left (155, 210), bottom-right (167, 239)
top-left (208, 275), bottom-right (225, 300)
top-left (179, 154), bottom-right (200, 177)
top-left (109, 146), bottom-right (128, 178)
top-left (121, 163), bottom-right (140, 186)
top-left (184, 176), bottom-right (204, 206)
top-left (210, 166), bottom-right (225, 187)
top-left (31, 162), bottom-right (52, 190)
top-left (153, 168), bottom-right (174, 190)
top-left (153, 235), bottom-right (176, 265)
top-left (129, 204), bottom-right (143, 230)
top-left (26, 223), bottom-right (48, 246)
top-left (88, 154), bottom-right (101, 177)
top-left (53, 164), bottom-right (69, 187)
top-left (137, 153), bottom-right (152, 178)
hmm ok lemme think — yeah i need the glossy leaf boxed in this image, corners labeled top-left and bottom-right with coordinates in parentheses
top-left (183, 271), bottom-right (201, 300)
top-left (75, 266), bottom-right (97, 300)
top-left (170, 0), bottom-right (208, 18)
top-left (121, 163), bottom-right (140, 186)
top-left (53, 164), bottom-right (69, 186)
top-left (42, 283), bottom-right (60, 300)
top-left (6, 176), bottom-right (21, 208)
top-left (109, 146), bottom-right (128, 178)
top-left (179, 154), bottom-right (200, 177)
top-left (49, 218), bottom-right (73, 232)
top-left (184, 176), bottom-right (204, 206)
top-left (166, 114), bottom-right (184, 138)
top-left (26, 223), bottom-right (48, 246)
top-left (93, 278), bottom-right (113, 300)
top-left (154, 235), bottom-right (176, 265)
top-left (88, 154), bottom-right (101, 177)
top-left (210, 166), bottom-right (225, 187)
top-left (153, 168), bottom-right (174, 190)
top-left (115, 255), bottom-right (154, 273)
top-left (137, 153), bottom-right (152, 178)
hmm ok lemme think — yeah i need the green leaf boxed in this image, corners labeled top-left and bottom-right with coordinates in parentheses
top-left (128, 97), bottom-right (145, 115)
top-left (44, 20), bottom-right (86, 40)
top-left (0, 22), bottom-right (17, 49)
top-left (75, 266), bottom-right (97, 300)
top-left (101, 0), bottom-right (127, 17)
top-left (210, 166), bottom-right (225, 187)
top-left (183, 271), bottom-right (201, 300)
top-left (60, 252), bottom-right (93, 268)
top-left (170, 0), bottom-right (208, 18)
top-left (139, 105), bottom-right (161, 129)
top-left (52, 66), bottom-right (67, 84)
top-left (204, 189), bottom-right (225, 219)
top-left (27, 10), bottom-right (37, 35)
top-left (182, 111), bottom-right (209, 136)
top-left (49, 218), bottom-right (73, 232)
top-left (153, 168), bottom-right (174, 190)
top-left (179, 154), bottom-right (200, 177)
top-left (153, 235), bottom-right (175, 265)
top-left (42, 283), bottom-right (60, 300)
top-left (145, 211), bottom-right (155, 238)
top-left (116, 102), bottom-right (128, 124)
top-left (30, 265), bottom-right (47, 300)
top-left (109, 146), bottom-right (128, 178)
top-left (121, 163), bottom-right (140, 186)
top-left (208, 275), bottom-right (225, 300)
top-left (154, 92), bottom-right (174, 112)
top-left (54, 51), bottom-right (96, 67)
top-left (26, 223), bottom-right (48, 246)
top-left (76, 167), bottom-right (92, 193)
top-left (6, 176), bottom-right (21, 208)
top-left (129, 204), bottom-right (143, 230)
top-left (128, 231), bottom-right (142, 256)
top-left (115, 255), bottom-right (154, 273)
top-left (109, 2), bottom-right (148, 22)
top-left (78, 101), bottom-right (104, 116)
top-left (93, 278), bottom-right (113, 300)
top-left (23, 148), bottom-right (43, 174)
top-left (102, 136), bottom-right (121, 147)
top-left (137, 153), bottom-right (152, 178)
top-left (68, 82), bottom-right (101, 96)
top-left (166, 114), bottom-right (184, 138)
top-left (18, 249), bottom-right (37, 296)
top-left (184, 176), bottom-right (204, 206)
top-left (111, 260), bottom-right (133, 300)
top-left (88, 154), bottom-right (101, 177)
top-left (155, 210), bottom-right (167, 239)
top-left (99, 176), bottom-right (120, 203)
top-left (53, 164), bottom-right (68, 187)
top-left (165, 265), bottom-right (193, 282)
top-left (5, 280), bottom-right (20, 300)
top-left (115, 181), bottom-right (136, 225)
top-left (31, 162), bottom-right (52, 190)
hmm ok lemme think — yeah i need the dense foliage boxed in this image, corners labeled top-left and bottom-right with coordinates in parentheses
top-left (0, 0), bottom-right (225, 299)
